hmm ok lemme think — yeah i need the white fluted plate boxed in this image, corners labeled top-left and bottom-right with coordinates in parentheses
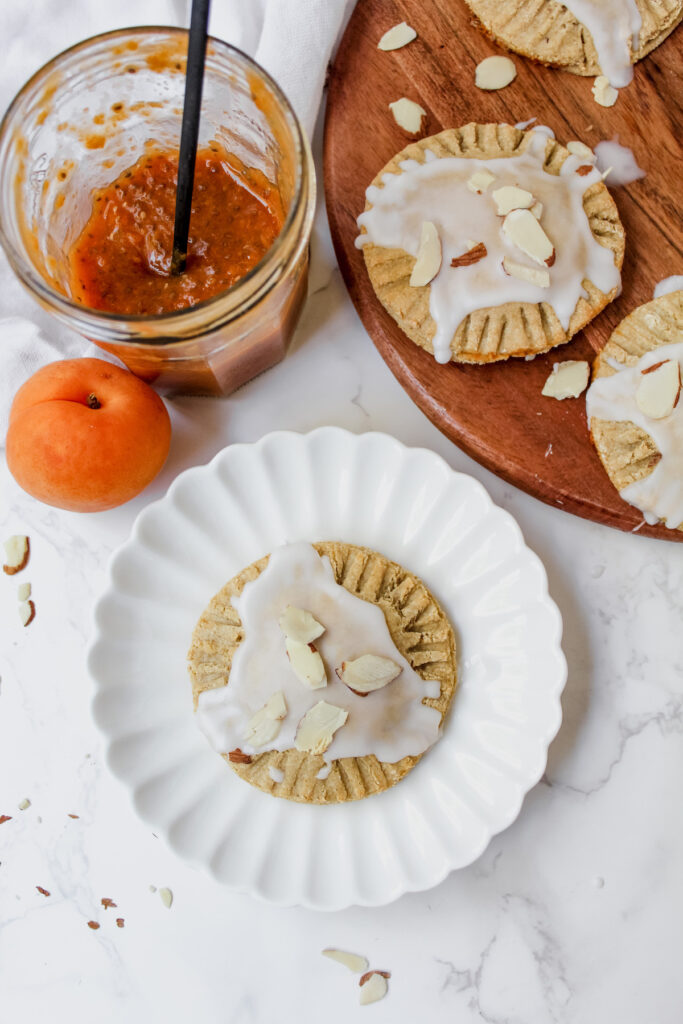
top-left (89, 428), bottom-right (566, 910)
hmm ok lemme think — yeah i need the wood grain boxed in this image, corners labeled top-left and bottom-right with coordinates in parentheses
top-left (324, 0), bottom-right (683, 541)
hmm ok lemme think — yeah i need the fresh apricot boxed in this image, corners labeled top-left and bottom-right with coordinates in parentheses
top-left (6, 358), bottom-right (171, 512)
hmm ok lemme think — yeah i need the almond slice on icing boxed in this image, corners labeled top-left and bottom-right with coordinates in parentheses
top-left (530, 201), bottom-right (543, 220)
top-left (466, 169), bottom-right (496, 194)
top-left (17, 582), bottom-right (31, 601)
top-left (337, 654), bottom-right (401, 695)
top-left (410, 221), bottom-right (441, 287)
top-left (359, 971), bottom-right (390, 1005)
top-left (244, 690), bottom-right (288, 747)
top-left (322, 949), bottom-right (369, 973)
top-left (502, 257), bottom-right (550, 288)
top-left (567, 140), bottom-right (595, 162)
top-left (377, 22), bottom-right (417, 51)
top-left (3, 535), bottom-right (29, 575)
top-left (542, 360), bottom-right (590, 400)
top-left (635, 359), bottom-right (681, 419)
top-left (279, 606), bottom-right (324, 644)
top-left (475, 55), bottom-right (516, 91)
top-left (388, 97), bottom-right (426, 133)
top-left (502, 209), bottom-right (555, 266)
top-left (451, 242), bottom-right (487, 268)
top-left (18, 600), bottom-right (36, 627)
top-left (592, 76), bottom-right (618, 108)
top-left (286, 638), bottom-right (327, 689)
top-left (491, 185), bottom-right (534, 216)
top-left (294, 701), bottom-right (348, 755)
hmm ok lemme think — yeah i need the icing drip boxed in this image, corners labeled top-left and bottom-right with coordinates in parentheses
top-left (562, 0), bottom-right (642, 86)
top-left (356, 131), bottom-right (620, 364)
top-left (195, 543), bottom-right (442, 763)
top-left (594, 139), bottom-right (645, 185)
top-left (586, 340), bottom-right (683, 528)
top-left (654, 277), bottom-right (683, 300)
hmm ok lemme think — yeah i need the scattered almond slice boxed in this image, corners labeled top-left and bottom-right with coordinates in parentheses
top-left (18, 600), bottom-right (36, 627)
top-left (635, 359), bottom-right (681, 419)
top-left (359, 971), bottom-right (390, 1006)
top-left (279, 606), bottom-right (324, 644)
top-left (295, 701), bottom-right (348, 755)
top-left (17, 582), bottom-right (31, 601)
top-left (592, 76), bottom-right (618, 107)
top-left (388, 97), bottom-right (426, 133)
top-left (451, 242), bottom-right (487, 268)
top-left (567, 140), bottom-right (595, 161)
top-left (475, 55), bottom-right (516, 91)
top-left (159, 887), bottom-right (173, 909)
top-left (337, 654), bottom-right (401, 695)
top-left (530, 201), bottom-right (543, 220)
top-left (542, 360), bottom-right (590, 399)
top-left (502, 209), bottom-right (555, 266)
top-left (377, 22), bottom-right (416, 51)
top-left (17, 798), bottom-right (31, 811)
top-left (244, 691), bottom-right (288, 747)
top-left (116, 918), bottom-right (125, 928)
top-left (410, 221), bottom-right (441, 287)
top-left (3, 535), bottom-right (29, 575)
top-left (322, 948), bottom-right (369, 973)
top-left (286, 638), bottom-right (327, 689)
top-left (502, 257), bottom-right (549, 288)
top-left (466, 169), bottom-right (496, 194)
top-left (601, 166), bottom-right (613, 181)
top-left (492, 185), bottom-right (534, 216)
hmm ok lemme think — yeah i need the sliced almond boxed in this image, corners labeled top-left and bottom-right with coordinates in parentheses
top-left (17, 582), bottom-right (31, 601)
top-left (17, 798), bottom-right (31, 811)
top-left (502, 257), bottom-right (550, 288)
top-left (3, 535), bottom-right (29, 575)
top-left (159, 887), bottom-right (173, 909)
top-left (279, 606), bottom-right (324, 644)
top-left (530, 201), bottom-right (543, 220)
top-left (410, 221), bottom-right (441, 287)
top-left (502, 208), bottom-right (555, 267)
top-left (322, 948), bottom-right (369, 973)
top-left (19, 600), bottom-right (36, 627)
top-left (635, 359), bottom-right (681, 419)
top-left (286, 638), bottom-right (327, 689)
top-left (337, 654), bottom-right (402, 696)
top-left (451, 242), bottom-right (487, 268)
top-left (294, 701), bottom-right (348, 755)
top-left (377, 22), bottom-right (417, 51)
top-left (359, 971), bottom-right (390, 1005)
top-left (541, 360), bottom-right (590, 400)
top-left (592, 76), bottom-right (618, 108)
top-left (475, 55), bottom-right (516, 91)
top-left (466, 169), bottom-right (496, 194)
top-left (244, 691), bottom-right (288, 748)
top-left (491, 185), bottom-right (534, 216)
top-left (388, 97), bottom-right (426, 134)
top-left (567, 140), bottom-right (595, 161)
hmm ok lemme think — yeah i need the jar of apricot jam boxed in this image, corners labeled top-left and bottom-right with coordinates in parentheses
top-left (0, 28), bottom-right (315, 395)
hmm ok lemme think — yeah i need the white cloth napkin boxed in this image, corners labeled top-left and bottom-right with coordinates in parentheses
top-left (0, 0), bottom-right (352, 443)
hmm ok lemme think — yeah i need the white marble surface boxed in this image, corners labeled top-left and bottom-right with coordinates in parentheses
top-left (2, 8), bottom-right (683, 1024)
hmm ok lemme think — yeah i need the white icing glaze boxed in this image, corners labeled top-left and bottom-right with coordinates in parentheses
top-left (654, 277), bottom-right (683, 299)
top-left (562, 0), bottom-right (641, 86)
top-left (356, 131), bottom-right (620, 364)
top-left (594, 139), bottom-right (645, 185)
top-left (268, 766), bottom-right (284, 783)
top-left (195, 543), bottom-right (442, 763)
top-left (586, 341), bottom-right (683, 527)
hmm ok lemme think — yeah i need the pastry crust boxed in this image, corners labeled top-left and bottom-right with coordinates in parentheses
top-left (360, 123), bottom-right (624, 363)
top-left (463, 0), bottom-right (683, 77)
top-left (589, 290), bottom-right (683, 530)
top-left (188, 541), bottom-right (458, 803)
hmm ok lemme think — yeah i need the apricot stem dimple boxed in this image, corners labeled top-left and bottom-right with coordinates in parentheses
top-left (86, 393), bottom-right (101, 409)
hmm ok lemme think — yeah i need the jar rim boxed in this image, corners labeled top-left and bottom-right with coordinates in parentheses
top-left (0, 25), bottom-right (310, 338)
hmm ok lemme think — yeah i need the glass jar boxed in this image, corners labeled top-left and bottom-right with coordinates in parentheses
top-left (0, 28), bottom-right (315, 395)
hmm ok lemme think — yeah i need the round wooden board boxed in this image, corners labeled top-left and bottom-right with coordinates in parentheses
top-left (323, 0), bottom-right (683, 541)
